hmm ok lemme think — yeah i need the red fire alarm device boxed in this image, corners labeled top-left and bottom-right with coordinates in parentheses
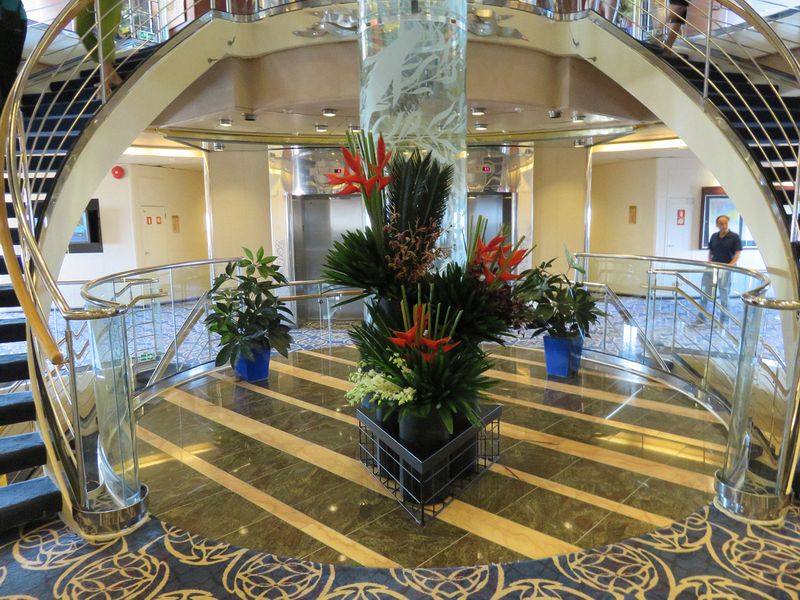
top-left (677, 209), bottom-right (685, 226)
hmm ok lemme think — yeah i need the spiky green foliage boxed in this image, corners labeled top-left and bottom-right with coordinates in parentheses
top-left (205, 247), bottom-right (293, 368)
top-left (322, 227), bottom-right (399, 302)
top-left (350, 302), bottom-right (493, 433)
top-left (323, 141), bottom-right (454, 302)
top-left (386, 149), bottom-right (452, 232)
top-left (428, 263), bottom-right (509, 346)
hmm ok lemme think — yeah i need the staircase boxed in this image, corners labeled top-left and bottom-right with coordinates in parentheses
top-left (658, 53), bottom-right (800, 229)
top-left (0, 45), bottom-right (159, 532)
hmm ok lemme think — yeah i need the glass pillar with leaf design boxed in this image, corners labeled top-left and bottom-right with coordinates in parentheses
top-left (359, 0), bottom-right (468, 262)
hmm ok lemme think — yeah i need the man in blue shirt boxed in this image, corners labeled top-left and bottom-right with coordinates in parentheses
top-left (0, 0), bottom-right (27, 108)
top-left (697, 214), bottom-right (743, 324)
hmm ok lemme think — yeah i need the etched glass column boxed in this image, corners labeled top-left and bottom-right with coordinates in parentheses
top-left (359, 0), bottom-right (468, 261)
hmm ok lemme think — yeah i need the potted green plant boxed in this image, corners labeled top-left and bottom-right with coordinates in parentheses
top-left (205, 247), bottom-right (293, 381)
top-left (520, 263), bottom-right (602, 378)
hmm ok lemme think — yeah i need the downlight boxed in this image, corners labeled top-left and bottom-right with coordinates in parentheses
top-left (322, 108), bottom-right (337, 117)
top-left (315, 123), bottom-right (329, 133)
top-left (218, 117), bottom-right (233, 127)
top-left (471, 107), bottom-right (486, 116)
top-left (474, 123), bottom-right (488, 131)
top-left (243, 113), bottom-right (257, 122)
top-left (547, 109), bottom-right (562, 119)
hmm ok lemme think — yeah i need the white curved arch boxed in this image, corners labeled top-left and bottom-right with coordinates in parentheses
top-left (39, 9), bottom-right (798, 300)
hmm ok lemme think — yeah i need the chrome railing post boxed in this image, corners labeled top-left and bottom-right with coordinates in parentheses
top-left (791, 167), bottom-right (800, 243)
top-left (671, 282), bottom-right (679, 353)
top-left (702, 0), bottom-right (713, 106)
top-left (602, 286), bottom-right (609, 353)
top-left (645, 261), bottom-right (656, 345)
top-left (94, 0), bottom-right (108, 104)
top-left (169, 268), bottom-right (178, 368)
top-left (65, 326), bottom-right (88, 510)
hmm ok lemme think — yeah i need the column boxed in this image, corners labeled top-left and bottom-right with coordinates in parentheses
top-left (359, 0), bottom-right (468, 261)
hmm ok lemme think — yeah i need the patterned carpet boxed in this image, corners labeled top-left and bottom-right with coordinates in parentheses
top-left (1, 503), bottom-right (798, 598)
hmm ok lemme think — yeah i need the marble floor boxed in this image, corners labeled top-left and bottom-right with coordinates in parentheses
top-left (136, 345), bottom-right (726, 569)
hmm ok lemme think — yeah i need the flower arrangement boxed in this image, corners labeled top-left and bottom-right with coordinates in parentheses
top-left (346, 288), bottom-right (493, 433)
top-left (322, 131), bottom-right (452, 305)
top-left (324, 130), bottom-right (598, 432)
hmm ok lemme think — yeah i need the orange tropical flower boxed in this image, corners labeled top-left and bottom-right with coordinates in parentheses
top-left (326, 137), bottom-right (393, 197)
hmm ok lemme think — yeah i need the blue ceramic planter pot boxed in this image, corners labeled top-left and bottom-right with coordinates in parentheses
top-left (543, 334), bottom-right (583, 378)
top-left (234, 347), bottom-right (271, 381)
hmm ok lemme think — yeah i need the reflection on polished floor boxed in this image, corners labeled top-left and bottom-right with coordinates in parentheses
top-left (136, 345), bottom-right (726, 568)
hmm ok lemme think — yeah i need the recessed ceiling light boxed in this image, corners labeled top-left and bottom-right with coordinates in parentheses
top-left (471, 107), bottom-right (486, 116)
top-left (243, 113), bottom-right (257, 122)
top-left (212, 142), bottom-right (225, 151)
top-left (574, 138), bottom-right (586, 148)
top-left (348, 125), bottom-right (361, 133)
top-left (513, 106), bottom-right (524, 113)
top-left (322, 108), bottom-right (337, 117)
top-left (572, 113), bottom-right (586, 123)
top-left (315, 123), bottom-right (329, 133)
top-left (218, 117), bottom-right (233, 127)
top-left (547, 109), bottom-right (562, 119)
top-left (474, 123), bottom-right (488, 131)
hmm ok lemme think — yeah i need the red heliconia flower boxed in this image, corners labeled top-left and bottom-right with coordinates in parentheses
top-left (326, 140), bottom-right (393, 197)
top-left (325, 171), bottom-right (360, 195)
top-left (388, 321), bottom-right (418, 348)
top-left (388, 304), bottom-right (458, 363)
top-left (373, 135), bottom-right (392, 175)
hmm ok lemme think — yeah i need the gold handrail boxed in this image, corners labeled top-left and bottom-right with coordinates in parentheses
top-left (0, 102), bottom-right (64, 364)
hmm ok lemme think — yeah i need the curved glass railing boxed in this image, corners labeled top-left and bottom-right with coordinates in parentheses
top-left (717, 292), bottom-right (800, 520)
top-left (575, 253), bottom-right (771, 418)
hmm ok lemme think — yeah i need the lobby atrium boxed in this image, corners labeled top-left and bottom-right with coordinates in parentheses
top-left (1, 0), bottom-right (800, 598)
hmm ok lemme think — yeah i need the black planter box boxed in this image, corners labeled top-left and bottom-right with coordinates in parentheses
top-left (357, 404), bottom-right (502, 525)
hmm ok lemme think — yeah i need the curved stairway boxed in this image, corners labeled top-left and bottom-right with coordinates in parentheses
top-left (0, 44), bottom-right (159, 532)
top-left (659, 51), bottom-right (800, 228)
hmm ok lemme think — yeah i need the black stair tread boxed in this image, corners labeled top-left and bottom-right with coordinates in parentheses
top-left (0, 318), bottom-right (26, 343)
top-left (0, 285), bottom-right (19, 308)
top-left (0, 353), bottom-right (29, 383)
top-left (0, 256), bottom-right (22, 276)
top-left (6, 201), bottom-right (43, 218)
top-left (0, 432), bottom-right (46, 475)
top-left (0, 476), bottom-right (60, 533)
top-left (0, 392), bottom-right (35, 426)
top-left (26, 115), bottom-right (94, 134)
top-left (21, 100), bottom-right (101, 119)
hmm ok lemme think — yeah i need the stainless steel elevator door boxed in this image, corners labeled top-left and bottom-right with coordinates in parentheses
top-left (291, 194), bottom-right (366, 322)
top-left (468, 193), bottom-right (515, 239)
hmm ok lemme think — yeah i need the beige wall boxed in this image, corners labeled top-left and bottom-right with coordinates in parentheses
top-left (591, 159), bottom-right (659, 257)
top-left (58, 170), bottom-right (137, 282)
top-left (206, 151), bottom-right (271, 259)
top-left (58, 165), bottom-right (207, 283)
top-left (130, 165), bottom-right (208, 268)
top-left (592, 155), bottom-right (766, 270)
top-left (532, 145), bottom-right (590, 271)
